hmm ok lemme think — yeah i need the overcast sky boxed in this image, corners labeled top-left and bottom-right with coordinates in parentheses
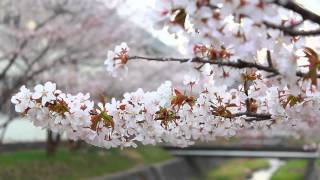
top-left (296, 0), bottom-right (320, 15)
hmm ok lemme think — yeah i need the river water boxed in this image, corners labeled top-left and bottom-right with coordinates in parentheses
top-left (249, 159), bottom-right (285, 180)
top-left (1, 118), bottom-right (67, 143)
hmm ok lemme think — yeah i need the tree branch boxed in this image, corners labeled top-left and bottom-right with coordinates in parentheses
top-left (206, 1), bottom-right (320, 36)
top-left (0, 12), bottom-right (60, 81)
top-left (264, 21), bottom-right (320, 36)
top-left (233, 112), bottom-right (272, 121)
top-left (273, 0), bottom-right (320, 25)
top-left (0, 40), bottom-right (28, 80)
top-left (128, 56), bottom-right (319, 78)
top-left (266, 50), bottom-right (273, 68)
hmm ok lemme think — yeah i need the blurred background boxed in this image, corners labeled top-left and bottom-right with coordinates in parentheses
top-left (0, 0), bottom-right (320, 180)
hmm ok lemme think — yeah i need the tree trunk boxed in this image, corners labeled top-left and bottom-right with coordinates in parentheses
top-left (68, 140), bottom-right (81, 151)
top-left (46, 130), bottom-right (60, 157)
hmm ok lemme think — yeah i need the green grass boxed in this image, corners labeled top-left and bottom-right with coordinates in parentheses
top-left (271, 160), bottom-right (307, 180)
top-left (130, 145), bottom-right (172, 164)
top-left (317, 159), bottom-right (320, 167)
top-left (205, 159), bottom-right (269, 180)
top-left (0, 145), bottom-right (172, 180)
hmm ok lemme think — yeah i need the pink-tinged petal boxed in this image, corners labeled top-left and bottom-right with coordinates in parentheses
top-left (15, 104), bottom-right (25, 113)
top-left (34, 84), bottom-right (44, 92)
top-left (11, 96), bottom-right (19, 104)
top-left (20, 85), bottom-right (29, 93)
top-left (44, 82), bottom-right (56, 92)
top-left (32, 92), bottom-right (43, 99)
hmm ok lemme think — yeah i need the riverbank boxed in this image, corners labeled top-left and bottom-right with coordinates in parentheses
top-left (0, 145), bottom-right (172, 180)
top-left (204, 158), bottom-right (269, 180)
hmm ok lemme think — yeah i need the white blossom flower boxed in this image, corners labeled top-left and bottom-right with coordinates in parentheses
top-left (32, 81), bottom-right (56, 105)
top-left (11, 86), bottom-right (34, 113)
top-left (104, 43), bottom-right (129, 77)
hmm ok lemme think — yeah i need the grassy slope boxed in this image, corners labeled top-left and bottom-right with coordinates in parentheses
top-left (205, 159), bottom-right (318, 180)
top-left (205, 159), bottom-right (269, 180)
top-left (0, 145), bottom-right (172, 180)
top-left (271, 160), bottom-right (307, 180)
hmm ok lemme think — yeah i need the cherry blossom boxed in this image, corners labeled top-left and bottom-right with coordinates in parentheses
top-left (10, 0), bottom-right (320, 149)
top-left (11, 86), bottom-right (34, 113)
top-left (11, 71), bottom-right (320, 148)
top-left (32, 81), bottom-right (57, 106)
top-left (104, 42), bottom-right (129, 77)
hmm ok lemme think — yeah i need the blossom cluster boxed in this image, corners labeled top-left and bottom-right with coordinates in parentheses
top-left (151, 0), bottom-right (308, 87)
top-left (104, 42), bottom-right (129, 77)
top-left (11, 68), bottom-right (320, 148)
top-left (10, 1), bottom-right (320, 148)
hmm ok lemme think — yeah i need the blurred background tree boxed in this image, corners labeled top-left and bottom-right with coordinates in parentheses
top-left (0, 0), bottom-right (187, 156)
top-left (0, 0), bottom-right (119, 155)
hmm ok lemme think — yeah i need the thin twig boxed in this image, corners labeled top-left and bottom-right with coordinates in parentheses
top-left (266, 50), bottom-right (273, 68)
top-left (264, 21), bottom-right (320, 36)
top-left (233, 112), bottom-right (272, 121)
top-left (128, 56), bottom-right (319, 78)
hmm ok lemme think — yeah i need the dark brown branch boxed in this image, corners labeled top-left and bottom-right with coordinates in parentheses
top-left (233, 112), bottom-right (272, 121)
top-left (128, 56), bottom-right (319, 78)
top-left (27, 44), bottom-right (51, 67)
top-left (0, 122), bottom-right (9, 144)
top-left (207, 4), bottom-right (219, 9)
top-left (0, 40), bottom-right (28, 80)
top-left (128, 56), bottom-right (278, 73)
top-left (274, 0), bottom-right (320, 25)
top-left (264, 21), bottom-right (320, 36)
top-left (266, 50), bottom-right (273, 68)
top-left (0, 13), bottom-right (60, 81)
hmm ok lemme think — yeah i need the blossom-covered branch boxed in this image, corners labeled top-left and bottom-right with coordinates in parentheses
top-left (10, 0), bottom-right (320, 149)
top-left (11, 72), bottom-right (320, 148)
top-left (200, 0), bottom-right (320, 37)
top-left (127, 56), bottom-right (320, 79)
